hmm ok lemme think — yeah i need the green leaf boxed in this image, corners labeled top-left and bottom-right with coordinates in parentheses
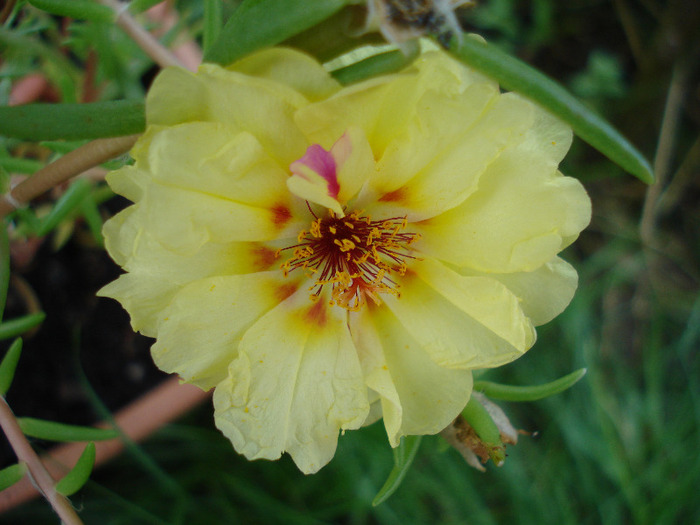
top-left (0, 312), bottom-right (45, 340)
top-left (372, 435), bottom-right (422, 506)
top-left (204, 0), bottom-right (349, 66)
top-left (203, 0), bottom-right (223, 55)
top-left (0, 463), bottom-right (27, 491)
top-left (474, 368), bottom-right (587, 402)
top-left (127, 0), bottom-right (166, 15)
top-left (0, 222), bottom-right (8, 321)
top-left (55, 442), bottom-right (96, 496)
top-left (18, 417), bottom-right (119, 442)
top-left (0, 157), bottom-right (43, 174)
top-left (27, 0), bottom-right (114, 22)
top-left (332, 45), bottom-right (419, 85)
top-left (0, 100), bottom-right (145, 141)
top-left (79, 193), bottom-right (105, 247)
top-left (0, 338), bottom-right (22, 396)
top-left (36, 178), bottom-right (92, 236)
top-left (447, 34), bottom-right (654, 183)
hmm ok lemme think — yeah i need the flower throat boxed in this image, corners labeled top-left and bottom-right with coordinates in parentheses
top-left (278, 208), bottom-right (420, 311)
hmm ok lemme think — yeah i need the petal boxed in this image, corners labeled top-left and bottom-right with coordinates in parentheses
top-left (287, 127), bottom-right (376, 215)
top-left (214, 290), bottom-right (369, 474)
top-left (144, 122), bottom-right (291, 208)
top-left (351, 304), bottom-right (473, 446)
top-left (382, 259), bottom-right (535, 369)
top-left (288, 143), bottom-right (344, 216)
top-left (150, 272), bottom-right (301, 390)
top-left (108, 123), bottom-right (306, 254)
top-left (100, 204), bottom-right (287, 336)
top-left (333, 127), bottom-right (375, 206)
top-left (459, 256), bottom-right (579, 326)
top-left (226, 47), bottom-right (340, 102)
top-left (416, 149), bottom-right (591, 273)
top-left (146, 62), bottom-right (312, 166)
top-left (364, 92), bottom-right (534, 221)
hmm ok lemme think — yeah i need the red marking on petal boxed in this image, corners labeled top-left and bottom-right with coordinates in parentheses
top-left (271, 204), bottom-right (292, 228)
top-left (250, 245), bottom-right (277, 271)
top-left (275, 282), bottom-right (299, 302)
top-left (304, 300), bottom-right (328, 327)
top-left (379, 187), bottom-right (408, 203)
top-left (291, 144), bottom-right (340, 198)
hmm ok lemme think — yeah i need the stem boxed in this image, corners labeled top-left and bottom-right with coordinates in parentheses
top-left (0, 396), bottom-right (83, 525)
top-left (0, 134), bottom-right (139, 219)
top-left (97, 0), bottom-right (184, 69)
top-left (639, 60), bottom-right (689, 246)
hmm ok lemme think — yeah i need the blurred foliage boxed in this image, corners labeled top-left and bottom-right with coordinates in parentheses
top-left (1, 0), bottom-right (699, 524)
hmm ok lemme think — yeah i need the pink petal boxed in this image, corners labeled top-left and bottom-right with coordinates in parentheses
top-left (290, 144), bottom-right (340, 198)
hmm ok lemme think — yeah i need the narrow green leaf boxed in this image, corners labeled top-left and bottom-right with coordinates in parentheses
top-left (0, 338), bottom-right (22, 396)
top-left (0, 157), bottom-right (43, 174)
top-left (203, 0), bottom-right (223, 55)
top-left (18, 417), bottom-right (118, 442)
top-left (447, 34), bottom-right (654, 183)
top-left (474, 368), bottom-right (587, 402)
top-left (55, 442), bottom-right (96, 496)
top-left (0, 100), bottom-right (145, 141)
top-left (204, 0), bottom-right (348, 66)
top-left (39, 140), bottom-right (89, 155)
top-left (36, 179), bottom-right (91, 236)
top-left (0, 312), bottom-right (45, 340)
top-left (12, 208), bottom-right (42, 236)
top-left (332, 45), bottom-right (419, 85)
top-left (0, 463), bottom-right (27, 491)
top-left (27, 0), bottom-right (114, 22)
top-left (127, 0), bottom-right (166, 14)
top-left (79, 194), bottom-right (105, 247)
top-left (0, 222), bottom-right (8, 321)
top-left (372, 435), bottom-right (421, 506)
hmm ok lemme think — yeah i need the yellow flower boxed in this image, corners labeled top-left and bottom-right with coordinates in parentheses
top-left (99, 47), bottom-right (591, 474)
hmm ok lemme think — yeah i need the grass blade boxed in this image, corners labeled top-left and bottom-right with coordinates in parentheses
top-left (372, 435), bottom-right (422, 506)
top-left (17, 417), bottom-right (118, 442)
top-left (447, 34), bottom-right (654, 183)
top-left (0, 100), bottom-right (145, 141)
top-left (0, 338), bottom-right (22, 396)
top-left (204, 0), bottom-right (348, 66)
top-left (55, 442), bottom-right (96, 496)
top-left (36, 179), bottom-right (91, 236)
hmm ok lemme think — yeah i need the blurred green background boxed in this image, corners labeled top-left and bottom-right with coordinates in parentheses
top-left (1, 0), bottom-right (699, 523)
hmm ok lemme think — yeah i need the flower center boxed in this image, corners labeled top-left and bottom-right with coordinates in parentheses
top-left (278, 209), bottom-right (421, 311)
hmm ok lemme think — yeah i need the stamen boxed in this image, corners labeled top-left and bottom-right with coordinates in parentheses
top-left (279, 208), bottom-right (420, 310)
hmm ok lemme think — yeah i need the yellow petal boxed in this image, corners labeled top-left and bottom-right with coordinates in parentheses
top-left (365, 92), bottom-right (534, 221)
top-left (145, 123), bottom-right (292, 206)
top-left (146, 62), bottom-right (312, 166)
top-left (213, 290), bottom-right (369, 474)
top-left (151, 272), bottom-right (301, 390)
top-left (226, 47), bottom-right (340, 102)
top-left (100, 203), bottom-right (287, 336)
top-left (459, 256), bottom-right (579, 326)
top-left (383, 259), bottom-right (535, 369)
top-left (351, 304), bottom-right (473, 446)
top-left (416, 150), bottom-right (591, 273)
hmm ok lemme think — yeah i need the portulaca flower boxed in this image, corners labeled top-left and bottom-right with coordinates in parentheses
top-left (99, 47), bottom-right (591, 473)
